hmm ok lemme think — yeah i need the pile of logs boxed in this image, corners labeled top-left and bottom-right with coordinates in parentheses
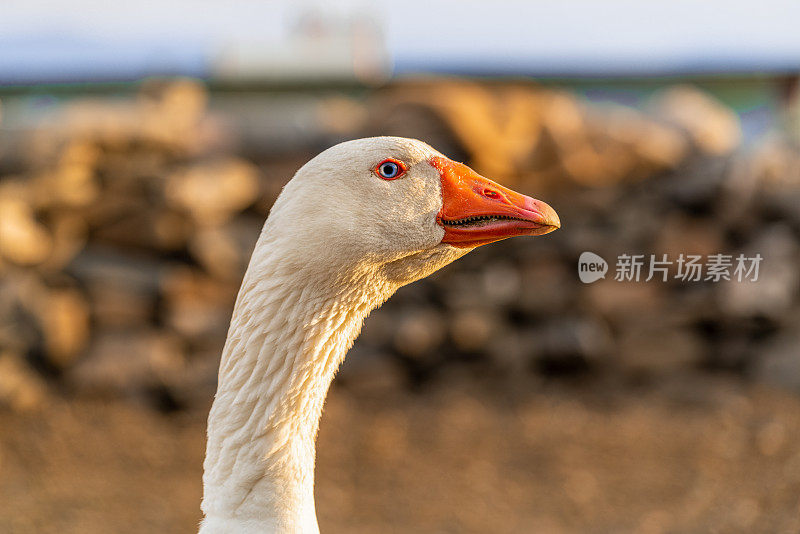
top-left (0, 80), bottom-right (276, 410)
top-left (1, 78), bottom-right (798, 413)
top-left (370, 81), bottom-right (741, 190)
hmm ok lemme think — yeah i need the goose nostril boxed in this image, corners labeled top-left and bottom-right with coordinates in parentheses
top-left (483, 189), bottom-right (500, 199)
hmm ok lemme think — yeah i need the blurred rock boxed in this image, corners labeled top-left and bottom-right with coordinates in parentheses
top-left (661, 157), bottom-right (729, 214)
top-left (605, 190), bottom-right (664, 246)
top-left (69, 248), bottom-right (161, 328)
top-left (34, 286), bottom-right (90, 368)
top-left (167, 348), bottom-right (223, 407)
top-left (336, 346), bottom-right (405, 394)
top-left (487, 327), bottom-right (537, 372)
top-left (720, 225), bottom-right (799, 319)
top-left (655, 214), bottom-right (726, 265)
top-left (50, 78), bottom-right (218, 155)
top-left (480, 261), bottom-right (522, 306)
top-left (753, 330), bottom-right (800, 392)
top-left (537, 316), bottom-right (613, 363)
top-left (43, 213), bottom-right (89, 271)
top-left (711, 336), bottom-right (755, 372)
top-left (442, 271), bottom-right (489, 310)
top-left (648, 85), bottom-right (742, 155)
top-left (584, 280), bottom-right (665, 324)
top-left (602, 105), bottom-right (689, 174)
top-left (517, 258), bottom-right (575, 316)
top-left (0, 351), bottom-right (47, 412)
top-left (160, 266), bottom-right (236, 342)
top-left (450, 309), bottom-right (495, 353)
top-left (165, 158), bottom-right (260, 226)
top-left (616, 320), bottom-right (703, 375)
top-left (0, 273), bottom-right (42, 355)
top-left (358, 311), bottom-right (397, 347)
top-left (188, 216), bottom-right (260, 281)
top-left (0, 195), bottom-right (53, 266)
top-left (752, 140), bottom-right (800, 227)
top-left (393, 307), bottom-right (446, 359)
top-left (68, 329), bottom-right (186, 399)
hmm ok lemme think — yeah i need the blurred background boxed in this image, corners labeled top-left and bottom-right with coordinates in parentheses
top-left (2, 1), bottom-right (800, 533)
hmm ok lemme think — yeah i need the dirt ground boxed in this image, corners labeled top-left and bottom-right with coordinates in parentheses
top-left (1, 376), bottom-right (800, 534)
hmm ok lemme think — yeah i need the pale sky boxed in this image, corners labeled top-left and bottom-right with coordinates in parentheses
top-left (1, 0), bottom-right (799, 82)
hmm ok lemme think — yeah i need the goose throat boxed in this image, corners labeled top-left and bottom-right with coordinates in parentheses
top-left (201, 248), bottom-right (394, 533)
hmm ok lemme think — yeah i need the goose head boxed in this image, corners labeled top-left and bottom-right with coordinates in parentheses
top-left (202, 137), bottom-right (560, 532)
top-left (264, 136), bottom-right (559, 286)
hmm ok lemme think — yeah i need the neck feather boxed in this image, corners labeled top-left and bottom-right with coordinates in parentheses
top-left (201, 237), bottom-right (394, 533)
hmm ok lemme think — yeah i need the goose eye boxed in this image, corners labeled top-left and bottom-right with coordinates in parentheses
top-left (375, 159), bottom-right (406, 180)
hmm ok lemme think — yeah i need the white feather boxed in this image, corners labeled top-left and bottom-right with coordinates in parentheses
top-left (200, 138), bottom-right (470, 533)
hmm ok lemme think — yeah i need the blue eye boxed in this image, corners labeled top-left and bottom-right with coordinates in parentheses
top-left (379, 162), bottom-right (398, 178)
top-left (376, 159), bottom-right (405, 180)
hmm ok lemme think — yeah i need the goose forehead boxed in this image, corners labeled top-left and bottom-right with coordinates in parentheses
top-left (318, 137), bottom-right (440, 167)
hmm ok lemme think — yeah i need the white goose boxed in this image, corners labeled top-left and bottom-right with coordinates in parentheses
top-left (200, 137), bottom-right (560, 533)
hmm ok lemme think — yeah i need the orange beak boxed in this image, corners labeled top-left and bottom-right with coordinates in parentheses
top-left (431, 156), bottom-right (560, 248)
